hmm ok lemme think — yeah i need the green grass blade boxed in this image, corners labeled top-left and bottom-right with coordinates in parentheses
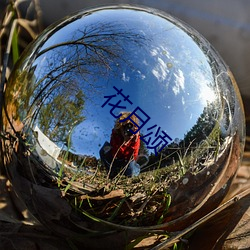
top-left (64, 174), bottom-right (77, 194)
top-left (107, 197), bottom-right (126, 222)
top-left (157, 194), bottom-right (171, 225)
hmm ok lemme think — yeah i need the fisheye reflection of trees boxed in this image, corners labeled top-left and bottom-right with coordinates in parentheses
top-left (26, 20), bottom-right (149, 147)
top-left (143, 101), bottom-right (226, 174)
top-left (3, 11), bottom-right (236, 229)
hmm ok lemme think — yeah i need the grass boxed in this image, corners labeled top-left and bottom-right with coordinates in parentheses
top-left (53, 121), bottom-right (226, 228)
top-left (55, 159), bottom-right (176, 227)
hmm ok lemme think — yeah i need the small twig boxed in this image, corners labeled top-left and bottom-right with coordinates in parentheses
top-left (136, 188), bottom-right (158, 216)
top-left (152, 188), bottom-right (250, 250)
top-left (0, 5), bottom-right (14, 39)
top-left (107, 140), bottom-right (127, 180)
top-left (17, 19), bottom-right (38, 38)
top-left (33, 0), bottom-right (43, 32)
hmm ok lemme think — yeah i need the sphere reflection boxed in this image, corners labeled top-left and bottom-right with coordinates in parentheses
top-left (2, 5), bottom-right (245, 245)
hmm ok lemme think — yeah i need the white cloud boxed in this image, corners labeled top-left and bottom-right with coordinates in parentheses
top-left (198, 84), bottom-right (216, 104)
top-left (122, 72), bottom-right (130, 82)
top-left (172, 69), bottom-right (185, 95)
top-left (190, 71), bottom-right (216, 104)
top-left (152, 57), bottom-right (169, 82)
top-left (150, 48), bottom-right (158, 56)
top-left (182, 96), bottom-right (185, 105)
top-left (137, 70), bottom-right (146, 80)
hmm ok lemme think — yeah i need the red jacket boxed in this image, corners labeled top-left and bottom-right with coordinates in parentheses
top-left (110, 129), bottom-right (140, 161)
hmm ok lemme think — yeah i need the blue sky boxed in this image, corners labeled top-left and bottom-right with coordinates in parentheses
top-left (32, 8), bottom-right (218, 158)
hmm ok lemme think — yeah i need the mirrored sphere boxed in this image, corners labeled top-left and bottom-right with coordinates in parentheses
top-left (2, 5), bottom-right (245, 246)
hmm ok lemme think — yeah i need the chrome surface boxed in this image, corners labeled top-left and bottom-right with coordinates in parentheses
top-left (2, 6), bottom-right (245, 235)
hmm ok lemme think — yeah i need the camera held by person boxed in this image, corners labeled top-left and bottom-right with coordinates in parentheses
top-left (99, 112), bottom-right (141, 178)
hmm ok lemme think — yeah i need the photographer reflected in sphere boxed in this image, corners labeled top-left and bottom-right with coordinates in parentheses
top-left (100, 112), bottom-right (141, 178)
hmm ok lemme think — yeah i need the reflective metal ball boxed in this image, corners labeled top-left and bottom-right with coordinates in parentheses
top-left (2, 5), bottom-right (245, 248)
